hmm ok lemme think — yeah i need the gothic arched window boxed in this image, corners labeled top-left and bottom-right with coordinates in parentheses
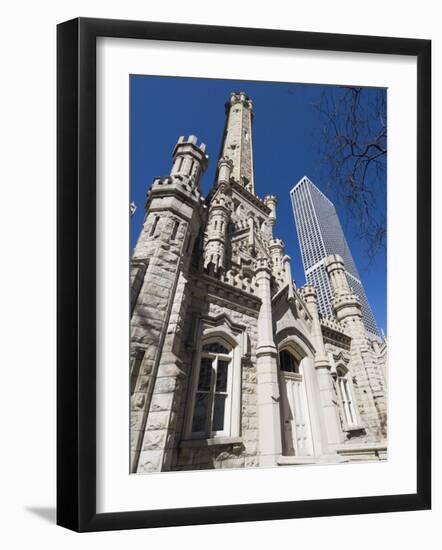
top-left (190, 340), bottom-right (233, 437)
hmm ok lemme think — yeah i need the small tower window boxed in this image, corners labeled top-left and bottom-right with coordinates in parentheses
top-left (170, 219), bottom-right (179, 241)
top-left (150, 216), bottom-right (159, 236)
top-left (336, 367), bottom-right (358, 428)
top-left (130, 348), bottom-right (145, 395)
top-left (177, 156), bottom-right (184, 172)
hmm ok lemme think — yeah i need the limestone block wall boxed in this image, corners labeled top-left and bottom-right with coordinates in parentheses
top-left (130, 214), bottom-right (191, 471)
top-left (172, 289), bottom-right (260, 470)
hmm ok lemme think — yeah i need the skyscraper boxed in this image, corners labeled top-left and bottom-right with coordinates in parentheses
top-left (290, 176), bottom-right (380, 338)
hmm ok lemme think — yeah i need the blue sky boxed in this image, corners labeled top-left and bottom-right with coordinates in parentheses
top-left (130, 75), bottom-right (387, 334)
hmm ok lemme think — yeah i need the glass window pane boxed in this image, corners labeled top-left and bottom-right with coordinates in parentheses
top-left (192, 392), bottom-right (209, 433)
top-left (279, 350), bottom-right (299, 373)
top-left (216, 360), bottom-right (229, 392)
top-left (197, 357), bottom-right (213, 391)
top-left (212, 394), bottom-right (227, 431)
top-left (202, 342), bottom-right (230, 354)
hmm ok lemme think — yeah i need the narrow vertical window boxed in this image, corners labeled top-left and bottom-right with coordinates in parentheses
top-left (150, 216), bottom-right (159, 236)
top-left (170, 219), bottom-right (179, 241)
top-left (130, 348), bottom-right (145, 395)
top-left (191, 341), bottom-right (232, 437)
top-left (130, 261), bottom-right (148, 315)
top-left (337, 371), bottom-right (357, 428)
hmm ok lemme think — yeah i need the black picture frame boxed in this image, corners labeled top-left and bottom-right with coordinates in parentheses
top-left (57, 17), bottom-right (431, 532)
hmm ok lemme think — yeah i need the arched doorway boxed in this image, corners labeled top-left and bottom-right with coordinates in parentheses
top-left (278, 348), bottom-right (313, 457)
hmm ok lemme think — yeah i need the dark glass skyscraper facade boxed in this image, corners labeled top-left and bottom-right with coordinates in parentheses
top-left (290, 176), bottom-right (379, 337)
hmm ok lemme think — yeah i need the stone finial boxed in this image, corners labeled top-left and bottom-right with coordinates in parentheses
top-left (217, 156), bottom-right (234, 184)
top-left (264, 195), bottom-right (277, 207)
top-left (269, 238), bottom-right (284, 251)
top-left (264, 195), bottom-right (277, 220)
top-left (301, 283), bottom-right (318, 302)
top-left (254, 256), bottom-right (271, 273)
top-left (218, 156), bottom-right (233, 169)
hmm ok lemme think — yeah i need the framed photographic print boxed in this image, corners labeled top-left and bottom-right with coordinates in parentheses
top-left (57, 17), bottom-right (431, 532)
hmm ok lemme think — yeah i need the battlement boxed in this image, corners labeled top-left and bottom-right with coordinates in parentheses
top-left (299, 283), bottom-right (317, 298)
top-left (332, 291), bottom-right (361, 307)
top-left (320, 315), bottom-right (346, 334)
top-left (264, 195), bottom-right (277, 206)
top-left (148, 175), bottom-right (205, 202)
top-left (229, 91), bottom-right (253, 110)
top-left (175, 135), bottom-right (207, 152)
top-left (269, 238), bottom-right (284, 249)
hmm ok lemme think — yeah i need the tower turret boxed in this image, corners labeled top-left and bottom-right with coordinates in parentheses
top-left (269, 238), bottom-right (284, 271)
top-left (325, 257), bottom-right (387, 439)
top-left (325, 254), bottom-right (364, 334)
top-left (170, 135), bottom-right (208, 188)
top-left (130, 135), bottom-right (208, 472)
top-left (263, 195), bottom-right (277, 235)
top-left (221, 92), bottom-right (255, 193)
top-left (203, 157), bottom-right (233, 275)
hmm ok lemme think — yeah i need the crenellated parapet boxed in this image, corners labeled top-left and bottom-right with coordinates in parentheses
top-left (147, 134), bottom-right (208, 218)
top-left (254, 256), bottom-right (272, 275)
top-left (148, 174), bottom-right (204, 204)
top-left (171, 135), bottom-right (208, 187)
top-left (269, 238), bottom-right (284, 267)
top-left (320, 315), bottom-right (346, 334)
top-left (229, 91), bottom-right (254, 111)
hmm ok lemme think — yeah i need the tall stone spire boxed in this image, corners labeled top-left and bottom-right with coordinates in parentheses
top-left (221, 92), bottom-right (255, 194)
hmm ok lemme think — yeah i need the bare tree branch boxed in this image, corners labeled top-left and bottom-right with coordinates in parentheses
top-left (314, 86), bottom-right (387, 265)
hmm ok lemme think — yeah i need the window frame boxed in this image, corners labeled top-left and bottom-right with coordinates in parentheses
top-left (335, 365), bottom-right (360, 430)
top-left (186, 335), bottom-right (240, 440)
top-left (190, 341), bottom-right (233, 438)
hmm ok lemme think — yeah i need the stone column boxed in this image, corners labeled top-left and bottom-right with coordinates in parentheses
top-left (203, 158), bottom-right (233, 275)
top-left (263, 195), bottom-right (277, 238)
top-left (247, 212), bottom-right (255, 249)
top-left (302, 284), bottom-right (343, 450)
top-left (282, 254), bottom-right (295, 298)
top-left (255, 259), bottom-right (282, 467)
